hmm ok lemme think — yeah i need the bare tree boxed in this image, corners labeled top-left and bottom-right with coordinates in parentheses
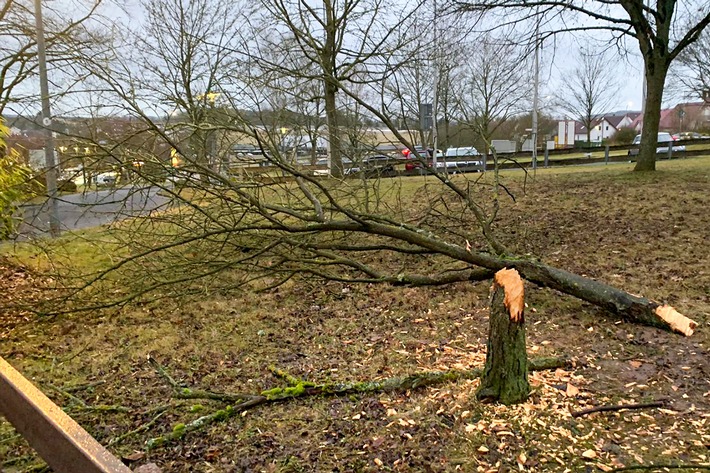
top-left (0, 0), bottom-right (105, 116)
top-left (558, 47), bottom-right (619, 146)
top-left (675, 30), bottom-right (710, 102)
top-left (450, 35), bottom-right (530, 155)
top-left (252, 0), bottom-right (420, 176)
top-left (451, 0), bottom-right (710, 171)
top-left (41, 0), bottom-right (699, 360)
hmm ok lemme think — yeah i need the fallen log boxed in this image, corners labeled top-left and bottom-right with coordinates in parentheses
top-left (570, 401), bottom-right (666, 418)
top-left (510, 260), bottom-right (697, 336)
top-left (367, 221), bottom-right (698, 336)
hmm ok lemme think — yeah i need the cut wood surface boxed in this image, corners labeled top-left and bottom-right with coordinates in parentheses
top-left (655, 305), bottom-right (697, 337)
top-left (493, 268), bottom-right (525, 322)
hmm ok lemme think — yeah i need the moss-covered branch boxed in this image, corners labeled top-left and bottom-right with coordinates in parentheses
top-left (145, 356), bottom-right (573, 448)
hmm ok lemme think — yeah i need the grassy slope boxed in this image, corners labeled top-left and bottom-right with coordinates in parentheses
top-left (1, 158), bottom-right (710, 472)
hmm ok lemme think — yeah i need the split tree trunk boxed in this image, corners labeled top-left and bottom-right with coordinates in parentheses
top-left (477, 268), bottom-right (530, 405)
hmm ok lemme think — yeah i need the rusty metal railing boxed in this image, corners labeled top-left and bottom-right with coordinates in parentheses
top-left (0, 356), bottom-right (132, 472)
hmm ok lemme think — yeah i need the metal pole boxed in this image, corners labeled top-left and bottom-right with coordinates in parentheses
top-left (34, 0), bottom-right (60, 237)
top-left (531, 7), bottom-right (540, 171)
top-left (431, 0), bottom-right (439, 170)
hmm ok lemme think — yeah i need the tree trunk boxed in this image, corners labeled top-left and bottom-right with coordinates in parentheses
top-left (634, 58), bottom-right (669, 172)
top-left (477, 268), bottom-right (530, 404)
top-left (322, 0), bottom-right (343, 178)
top-left (366, 221), bottom-right (698, 335)
top-left (511, 260), bottom-right (697, 336)
top-left (324, 79), bottom-right (343, 178)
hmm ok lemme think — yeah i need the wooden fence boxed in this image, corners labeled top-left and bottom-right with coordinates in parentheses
top-left (0, 356), bottom-right (131, 473)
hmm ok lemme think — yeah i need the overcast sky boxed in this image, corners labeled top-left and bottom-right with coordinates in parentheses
top-left (10, 0), bottom-right (701, 121)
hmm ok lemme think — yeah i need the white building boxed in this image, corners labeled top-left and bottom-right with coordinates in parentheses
top-left (556, 112), bottom-right (640, 147)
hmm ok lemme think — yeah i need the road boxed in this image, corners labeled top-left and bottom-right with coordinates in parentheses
top-left (18, 186), bottom-right (171, 238)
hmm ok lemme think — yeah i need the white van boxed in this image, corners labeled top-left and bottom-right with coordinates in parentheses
top-left (441, 147), bottom-right (484, 172)
top-left (95, 172), bottom-right (118, 186)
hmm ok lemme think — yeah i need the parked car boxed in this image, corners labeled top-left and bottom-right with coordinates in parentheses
top-left (403, 148), bottom-right (443, 170)
top-left (627, 132), bottom-right (686, 157)
top-left (677, 131), bottom-right (703, 140)
top-left (445, 147), bottom-right (480, 158)
top-left (347, 155), bottom-right (396, 177)
top-left (95, 172), bottom-right (118, 186)
top-left (442, 147), bottom-right (484, 172)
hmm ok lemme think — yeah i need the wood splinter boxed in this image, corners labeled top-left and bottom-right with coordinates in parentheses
top-left (493, 268), bottom-right (525, 322)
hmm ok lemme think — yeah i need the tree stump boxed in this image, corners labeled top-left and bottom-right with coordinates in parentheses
top-left (477, 268), bottom-right (530, 404)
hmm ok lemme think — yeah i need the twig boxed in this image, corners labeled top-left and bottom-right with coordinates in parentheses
top-left (63, 380), bottom-right (106, 393)
top-left (175, 387), bottom-right (263, 403)
top-left (570, 401), bottom-right (666, 418)
top-left (147, 354), bottom-right (183, 388)
top-left (608, 463), bottom-right (710, 472)
top-left (269, 366), bottom-right (303, 386)
top-left (48, 383), bottom-right (129, 413)
top-left (108, 407), bottom-right (169, 447)
top-left (146, 356), bottom-right (574, 448)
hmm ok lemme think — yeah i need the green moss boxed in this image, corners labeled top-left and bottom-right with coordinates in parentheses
top-left (146, 436), bottom-right (166, 449)
top-left (190, 404), bottom-right (204, 412)
top-left (261, 382), bottom-right (309, 400)
top-left (172, 423), bottom-right (186, 436)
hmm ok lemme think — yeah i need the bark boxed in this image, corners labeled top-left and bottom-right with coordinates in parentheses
top-left (322, 0), bottom-right (343, 178)
top-left (324, 79), bottom-right (343, 178)
top-left (477, 268), bottom-right (530, 404)
top-left (634, 58), bottom-right (669, 172)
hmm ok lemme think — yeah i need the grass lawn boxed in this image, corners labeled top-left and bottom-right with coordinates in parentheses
top-left (1, 158), bottom-right (710, 472)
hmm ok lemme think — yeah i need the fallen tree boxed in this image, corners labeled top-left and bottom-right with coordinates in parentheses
top-left (36, 0), bottom-right (698, 340)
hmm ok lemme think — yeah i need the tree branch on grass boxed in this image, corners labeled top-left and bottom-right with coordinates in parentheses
top-left (570, 401), bottom-right (666, 418)
top-left (145, 355), bottom-right (574, 447)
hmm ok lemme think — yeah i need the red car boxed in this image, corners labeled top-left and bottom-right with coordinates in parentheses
top-left (402, 147), bottom-right (434, 170)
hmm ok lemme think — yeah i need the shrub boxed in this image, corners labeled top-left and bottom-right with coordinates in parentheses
top-left (611, 126), bottom-right (637, 145)
top-left (0, 120), bottom-right (35, 238)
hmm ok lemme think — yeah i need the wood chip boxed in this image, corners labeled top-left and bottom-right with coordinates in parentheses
top-left (582, 449), bottom-right (597, 459)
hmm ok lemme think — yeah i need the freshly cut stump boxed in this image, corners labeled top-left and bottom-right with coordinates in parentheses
top-left (477, 268), bottom-right (530, 405)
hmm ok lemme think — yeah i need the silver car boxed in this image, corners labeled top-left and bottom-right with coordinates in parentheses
top-left (628, 132), bottom-right (686, 157)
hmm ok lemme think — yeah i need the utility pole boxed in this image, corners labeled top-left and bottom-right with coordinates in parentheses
top-left (431, 0), bottom-right (439, 170)
top-left (531, 7), bottom-right (540, 170)
top-left (34, 0), bottom-right (60, 237)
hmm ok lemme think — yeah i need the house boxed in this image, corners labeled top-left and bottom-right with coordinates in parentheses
top-left (630, 102), bottom-right (710, 133)
top-left (661, 102), bottom-right (710, 132)
top-left (556, 111), bottom-right (640, 147)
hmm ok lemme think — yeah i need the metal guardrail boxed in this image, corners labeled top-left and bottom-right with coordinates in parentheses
top-left (0, 356), bottom-right (131, 473)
